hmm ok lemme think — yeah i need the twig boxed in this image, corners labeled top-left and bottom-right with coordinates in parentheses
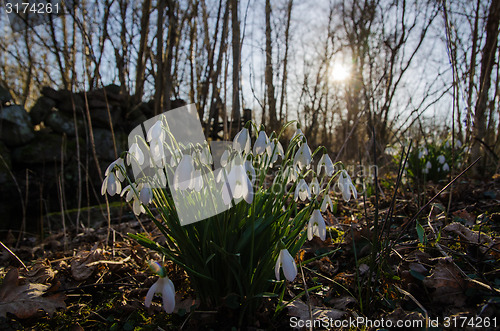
top-left (299, 261), bottom-right (313, 331)
top-left (394, 285), bottom-right (429, 330)
top-left (0, 240), bottom-right (27, 271)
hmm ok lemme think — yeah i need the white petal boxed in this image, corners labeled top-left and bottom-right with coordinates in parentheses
top-left (307, 218), bottom-right (314, 241)
top-left (174, 155), bottom-right (194, 191)
top-left (281, 249), bottom-right (297, 282)
top-left (253, 131), bottom-right (269, 155)
top-left (145, 280), bottom-right (160, 308)
top-left (275, 253), bottom-right (282, 281)
top-left (160, 278), bottom-right (176, 314)
top-left (101, 176), bottom-right (108, 195)
top-left (106, 173), bottom-right (121, 196)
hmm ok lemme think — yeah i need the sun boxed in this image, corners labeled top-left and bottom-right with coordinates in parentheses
top-left (330, 61), bottom-right (351, 82)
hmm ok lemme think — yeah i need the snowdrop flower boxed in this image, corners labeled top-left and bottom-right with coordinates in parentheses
top-left (275, 249), bottom-right (297, 281)
top-left (233, 128), bottom-right (251, 154)
top-left (127, 142), bottom-right (145, 166)
top-left (293, 143), bottom-right (312, 170)
top-left (192, 170), bottom-right (204, 192)
top-left (284, 165), bottom-right (299, 184)
top-left (173, 155), bottom-right (195, 191)
top-left (147, 120), bottom-right (165, 143)
top-left (145, 275), bottom-right (176, 314)
top-left (317, 153), bottom-right (334, 176)
top-left (121, 184), bottom-right (146, 215)
top-left (425, 161), bottom-right (432, 169)
top-left (139, 183), bottom-right (153, 205)
top-left (102, 158), bottom-right (125, 196)
top-left (338, 170), bottom-right (357, 202)
top-left (101, 172), bottom-right (121, 196)
top-left (221, 164), bottom-right (253, 205)
top-left (456, 140), bottom-right (462, 148)
top-left (308, 209), bottom-right (326, 241)
top-left (321, 193), bottom-right (334, 212)
top-left (422, 167), bottom-right (429, 174)
top-left (437, 155), bottom-right (445, 164)
top-left (266, 140), bottom-right (284, 165)
top-left (442, 163), bottom-right (450, 172)
top-left (291, 128), bottom-right (305, 142)
top-left (253, 131), bottom-right (269, 155)
top-left (309, 177), bottom-right (320, 195)
top-left (418, 148), bottom-right (428, 159)
top-left (294, 178), bottom-right (311, 201)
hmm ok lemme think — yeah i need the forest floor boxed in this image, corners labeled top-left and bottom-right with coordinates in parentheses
top-left (0, 172), bottom-right (499, 330)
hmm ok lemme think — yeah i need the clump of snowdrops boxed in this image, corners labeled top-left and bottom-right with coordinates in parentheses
top-left (101, 118), bottom-right (357, 322)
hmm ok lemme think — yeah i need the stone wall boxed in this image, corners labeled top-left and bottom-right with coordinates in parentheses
top-left (0, 84), bottom-right (184, 234)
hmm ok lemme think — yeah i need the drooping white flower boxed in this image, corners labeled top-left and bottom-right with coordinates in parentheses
top-left (275, 249), bottom-right (297, 281)
top-left (294, 178), bottom-right (311, 201)
top-left (320, 193), bottom-right (334, 212)
top-left (437, 155), bottom-right (446, 164)
top-left (284, 165), bottom-right (299, 184)
top-left (266, 140), bottom-right (284, 165)
top-left (253, 131), bottom-right (269, 155)
top-left (127, 142), bottom-right (145, 166)
top-left (121, 183), bottom-right (146, 215)
top-left (308, 209), bottom-right (326, 241)
top-left (442, 163), bottom-right (450, 172)
top-left (418, 148), bottom-right (428, 159)
top-left (145, 276), bottom-right (176, 313)
top-left (338, 170), bottom-right (357, 202)
top-left (309, 177), bottom-right (320, 195)
top-left (221, 164), bottom-right (253, 205)
top-left (293, 142), bottom-right (312, 170)
top-left (291, 128), bottom-right (305, 142)
top-left (192, 169), bottom-right (204, 192)
top-left (425, 161), bottom-right (432, 169)
top-left (150, 139), bottom-right (167, 168)
top-left (317, 153), bottom-right (334, 176)
top-left (139, 183), bottom-right (153, 205)
top-left (173, 155), bottom-right (195, 191)
top-left (456, 140), bottom-right (462, 148)
top-left (101, 172), bottom-right (121, 196)
top-left (233, 127), bottom-right (251, 154)
top-left (147, 120), bottom-right (164, 143)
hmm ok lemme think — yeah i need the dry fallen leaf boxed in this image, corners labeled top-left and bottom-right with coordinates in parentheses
top-left (443, 222), bottom-right (493, 254)
top-left (0, 268), bottom-right (66, 318)
top-left (71, 247), bottom-right (104, 281)
top-left (422, 258), bottom-right (467, 307)
top-left (25, 261), bottom-right (55, 284)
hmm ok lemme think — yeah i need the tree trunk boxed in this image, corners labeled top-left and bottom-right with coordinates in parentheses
top-left (472, 0), bottom-right (500, 174)
top-left (134, 0), bottom-right (152, 104)
top-left (265, 0), bottom-right (277, 132)
top-left (154, 0), bottom-right (166, 115)
top-left (231, 0), bottom-right (241, 134)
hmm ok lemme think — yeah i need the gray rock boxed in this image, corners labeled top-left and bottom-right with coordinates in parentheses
top-left (12, 132), bottom-right (64, 164)
top-left (57, 92), bottom-right (84, 113)
top-left (45, 110), bottom-right (78, 135)
top-left (0, 105), bottom-right (35, 146)
top-left (90, 106), bottom-right (122, 128)
top-left (0, 85), bottom-right (12, 105)
top-left (29, 96), bottom-right (56, 125)
top-left (92, 128), bottom-right (127, 161)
